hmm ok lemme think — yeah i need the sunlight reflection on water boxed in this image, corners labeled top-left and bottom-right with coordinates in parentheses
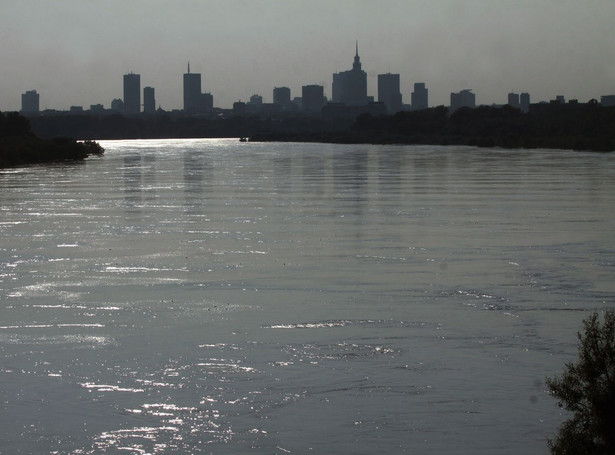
top-left (1, 139), bottom-right (614, 454)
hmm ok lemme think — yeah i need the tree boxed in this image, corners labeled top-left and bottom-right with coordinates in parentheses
top-left (546, 311), bottom-right (615, 454)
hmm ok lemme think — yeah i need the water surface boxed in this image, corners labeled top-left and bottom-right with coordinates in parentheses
top-left (1, 139), bottom-right (614, 454)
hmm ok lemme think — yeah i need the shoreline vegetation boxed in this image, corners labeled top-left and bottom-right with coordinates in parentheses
top-left (19, 102), bottom-right (615, 153)
top-left (0, 111), bottom-right (104, 168)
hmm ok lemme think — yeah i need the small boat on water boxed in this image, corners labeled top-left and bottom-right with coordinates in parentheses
top-left (239, 137), bottom-right (248, 142)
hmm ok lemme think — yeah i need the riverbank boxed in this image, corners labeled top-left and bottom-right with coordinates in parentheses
top-left (252, 104), bottom-right (615, 152)
top-left (23, 102), bottom-right (615, 153)
top-left (0, 111), bottom-right (104, 168)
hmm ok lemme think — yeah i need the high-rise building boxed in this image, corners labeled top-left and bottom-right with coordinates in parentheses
top-left (273, 87), bottom-right (291, 107)
top-left (123, 73), bottom-right (141, 114)
top-left (450, 89), bottom-right (475, 112)
top-left (183, 64), bottom-right (213, 114)
top-left (508, 92), bottom-right (520, 109)
top-left (332, 42), bottom-right (368, 106)
top-left (302, 85), bottom-right (325, 113)
top-left (377, 73), bottom-right (402, 114)
top-left (411, 83), bottom-right (428, 110)
top-left (183, 63), bottom-right (202, 113)
top-left (21, 90), bottom-right (40, 114)
top-left (601, 95), bottom-right (615, 107)
top-left (143, 86), bottom-right (155, 113)
top-left (520, 93), bottom-right (530, 113)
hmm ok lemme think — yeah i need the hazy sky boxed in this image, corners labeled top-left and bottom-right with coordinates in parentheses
top-left (1, 0), bottom-right (614, 111)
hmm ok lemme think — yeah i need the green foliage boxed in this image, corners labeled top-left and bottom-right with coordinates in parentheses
top-left (546, 311), bottom-right (615, 454)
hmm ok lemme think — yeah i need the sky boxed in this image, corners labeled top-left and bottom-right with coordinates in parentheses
top-left (1, 0), bottom-right (614, 112)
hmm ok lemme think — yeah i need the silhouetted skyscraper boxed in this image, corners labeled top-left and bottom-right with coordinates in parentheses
top-left (508, 92), bottom-right (520, 109)
top-left (21, 90), bottom-right (40, 114)
top-left (332, 42), bottom-right (368, 106)
top-left (123, 73), bottom-right (141, 114)
top-left (520, 93), bottom-right (530, 113)
top-left (183, 64), bottom-right (202, 114)
top-left (411, 83), bottom-right (428, 110)
top-left (450, 89), bottom-right (475, 112)
top-left (273, 87), bottom-right (291, 107)
top-left (143, 86), bottom-right (155, 113)
top-left (302, 85), bottom-right (325, 113)
top-left (378, 73), bottom-right (402, 114)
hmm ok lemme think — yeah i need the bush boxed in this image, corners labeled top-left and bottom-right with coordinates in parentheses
top-left (546, 311), bottom-right (615, 454)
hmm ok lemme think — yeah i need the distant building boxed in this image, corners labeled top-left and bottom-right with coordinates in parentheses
top-left (378, 73), bottom-right (402, 114)
top-left (555, 95), bottom-right (566, 104)
top-left (200, 93), bottom-right (214, 112)
top-left (183, 64), bottom-right (203, 113)
top-left (233, 101), bottom-right (246, 115)
top-left (143, 86), bottom-right (156, 113)
top-left (450, 89), bottom-right (475, 112)
top-left (332, 42), bottom-right (369, 106)
top-left (302, 85), bottom-right (325, 113)
top-left (69, 106), bottom-right (84, 113)
top-left (520, 93), bottom-right (530, 113)
top-left (249, 94), bottom-right (263, 105)
top-left (507, 92), bottom-right (520, 109)
top-left (111, 98), bottom-right (124, 112)
top-left (21, 90), bottom-right (40, 114)
top-left (123, 73), bottom-right (141, 114)
top-left (273, 86), bottom-right (291, 108)
top-left (411, 83), bottom-right (428, 110)
top-left (600, 95), bottom-right (615, 107)
top-left (90, 104), bottom-right (104, 114)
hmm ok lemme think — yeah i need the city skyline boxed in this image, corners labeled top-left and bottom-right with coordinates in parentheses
top-left (1, 0), bottom-right (614, 112)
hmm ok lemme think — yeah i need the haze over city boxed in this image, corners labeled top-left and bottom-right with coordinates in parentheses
top-left (1, 0), bottom-right (614, 112)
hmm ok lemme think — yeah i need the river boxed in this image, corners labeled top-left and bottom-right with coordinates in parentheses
top-left (1, 139), bottom-right (614, 454)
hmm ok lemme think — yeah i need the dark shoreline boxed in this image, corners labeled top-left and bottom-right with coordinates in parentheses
top-left (0, 111), bottom-right (104, 168)
top-left (18, 102), bottom-right (615, 154)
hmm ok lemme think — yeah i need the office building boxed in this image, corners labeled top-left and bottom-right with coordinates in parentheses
top-left (508, 92), bottom-right (520, 109)
top-left (302, 85), bottom-right (325, 113)
top-left (332, 42), bottom-right (368, 106)
top-left (111, 98), bottom-right (124, 112)
top-left (273, 87), bottom-right (291, 107)
top-left (450, 89), bottom-right (475, 112)
top-left (520, 93), bottom-right (530, 113)
top-left (411, 83), bottom-right (428, 110)
top-left (601, 95), bottom-right (615, 107)
top-left (21, 90), bottom-right (40, 114)
top-left (123, 73), bottom-right (141, 114)
top-left (183, 64), bottom-right (202, 113)
top-left (143, 86), bottom-right (155, 113)
top-left (378, 73), bottom-right (402, 114)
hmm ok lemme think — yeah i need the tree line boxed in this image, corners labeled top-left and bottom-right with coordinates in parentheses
top-left (0, 111), bottom-right (103, 168)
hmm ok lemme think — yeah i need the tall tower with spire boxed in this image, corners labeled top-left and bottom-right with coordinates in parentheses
top-left (353, 40), bottom-right (362, 71)
top-left (332, 42), bottom-right (368, 106)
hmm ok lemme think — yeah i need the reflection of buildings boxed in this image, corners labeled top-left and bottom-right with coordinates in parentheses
top-left (450, 89), bottom-right (475, 112)
top-left (123, 73), bottom-right (141, 114)
top-left (332, 42), bottom-right (369, 106)
top-left (183, 64), bottom-right (214, 114)
top-left (302, 85), bottom-right (325, 113)
top-left (143, 86), bottom-right (155, 113)
top-left (411, 83), bottom-right (428, 110)
top-left (21, 90), bottom-right (40, 113)
top-left (378, 73), bottom-right (402, 114)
